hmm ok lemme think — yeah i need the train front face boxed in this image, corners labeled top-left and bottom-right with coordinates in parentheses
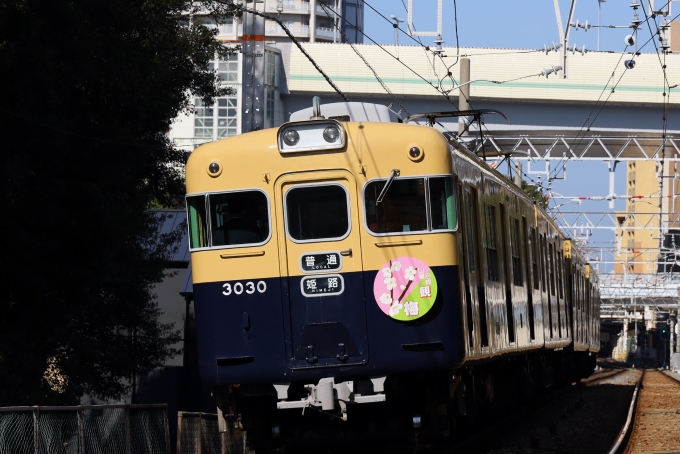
top-left (185, 118), bottom-right (465, 391)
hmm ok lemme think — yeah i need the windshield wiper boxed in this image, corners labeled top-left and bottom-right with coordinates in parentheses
top-left (376, 169), bottom-right (400, 204)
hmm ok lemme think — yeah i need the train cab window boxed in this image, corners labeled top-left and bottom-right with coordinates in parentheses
top-left (429, 177), bottom-right (457, 230)
top-left (364, 178), bottom-right (428, 233)
top-left (209, 191), bottom-right (270, 247)
top-left (187, 195), bottom-right (208, 249)
top-left (285, 184), bottom-right (350, 242)
top-left (364, 177), bottom-right (456, 234)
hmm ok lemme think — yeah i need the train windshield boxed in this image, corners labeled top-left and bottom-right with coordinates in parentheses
top-left (285, 184), bottom-right (350, 242)
top-left (186, 190), bottom-right (270, 249)
top-left (364, 176), bottom-right (456, 234)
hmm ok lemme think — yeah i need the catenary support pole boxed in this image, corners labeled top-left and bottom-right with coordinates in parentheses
top-left (515, 161), bottom-right (523, 187)
top-left (458, 58), bottom-right (470, 135)
top-left (310, 0), bottom-right (317, 43)
top-left (241, 0), bottom-right (266, 133)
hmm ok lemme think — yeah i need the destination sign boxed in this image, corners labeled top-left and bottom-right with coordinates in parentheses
top-left (300, 252), bottom-right (342, 273)
top-left (300, 275), bottom-right (344, 297)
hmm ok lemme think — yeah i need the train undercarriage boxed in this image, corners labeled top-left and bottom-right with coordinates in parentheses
top-left (214, 349), bottom-right (597, 453)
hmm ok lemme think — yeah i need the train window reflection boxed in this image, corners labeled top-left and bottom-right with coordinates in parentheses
top-left (429, 177), bottom-right (457, 230)
top-left (365, 178), bottom-right (428, 233)
top-left (209, 191), bottom-right (269, 247)
top-left (187, 195), bottom-right (208, 249)
top-left (285, 184), bottom-right (350, 242)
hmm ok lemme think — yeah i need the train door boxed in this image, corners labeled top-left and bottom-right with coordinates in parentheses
top-left (457, 183), bottom-right (476, 352)
top-left (460, 185), bottom-right (489, 349)
top-left (499, 203), bottom-right (516, 344)
top-left (523, 218), bottom-right (536, 341)
top-left (540, 233), bottom-right (553, 340)
top-left (275, 170), bottom-right (368, 369)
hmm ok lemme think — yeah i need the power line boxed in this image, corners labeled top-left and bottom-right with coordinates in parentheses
top-left (556, 1), bottom-right (676, 178)
top-left (215, 0), bottom-right (349, 101)
top-left (640, 1), bottom-right (673, 258)
top-left (319, 3), bottom-right (410, 116)
top-left (331, 5), bottom-right (462, 111)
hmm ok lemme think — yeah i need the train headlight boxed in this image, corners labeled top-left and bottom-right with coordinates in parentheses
top-left (207, 160), bottom-right (222, 177)
top-left (277, 120), bottom-right (346, 153)
top-left (323, 125), bottom-right (341, 143)
top-left (408, 145), bottom-right (424, 162)
top-left (282, 129), bottom-right (300, 146)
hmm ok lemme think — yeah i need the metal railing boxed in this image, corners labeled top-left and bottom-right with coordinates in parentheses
top-left (0, 404), bottom-right (170, 454)
top-left (176, 412), bottom-right (220, 454)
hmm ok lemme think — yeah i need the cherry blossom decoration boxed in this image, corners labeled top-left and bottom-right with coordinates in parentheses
top-left (373, 256), bottom-right (438, 321)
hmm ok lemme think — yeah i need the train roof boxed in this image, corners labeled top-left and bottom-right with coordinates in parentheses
top-left (289, 102), bottom-right (401, 123)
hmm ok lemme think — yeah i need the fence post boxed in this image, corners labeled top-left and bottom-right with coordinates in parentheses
top-left (214, 388), bottom-right (228, 454)
top-left (163, 406), bottom-right (171, 454)
top-left (124, 405), bottom-right (132, 454)
top-left (177, 411), bottom-right (183, 454)
top-left (197, 413), bottom-right (202, 454)
top-left (77, 406), bottom-right (85, 454)
top-left (33, 406), bottom-right (40, 454)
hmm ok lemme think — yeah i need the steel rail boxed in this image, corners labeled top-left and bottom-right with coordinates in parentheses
top-left (607, 370), bottom-right (644, 454)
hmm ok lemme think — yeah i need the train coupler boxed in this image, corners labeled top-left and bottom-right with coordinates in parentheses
top-left (274, 376), bottom-right (387, 421)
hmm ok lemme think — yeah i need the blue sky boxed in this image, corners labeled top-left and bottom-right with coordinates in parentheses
top-left (361, 1), bottom-right (678, 270)
top-left (362, 0), bottom-right (675, 52)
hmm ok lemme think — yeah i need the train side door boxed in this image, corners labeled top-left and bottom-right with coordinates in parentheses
top-left (275, 170), bottom-right (368, 369)
top-left (459, 184), bottom-right (489, 351)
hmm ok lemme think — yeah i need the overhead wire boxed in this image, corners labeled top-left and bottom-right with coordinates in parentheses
top-left (640, 0), bottom-right (673, 255)
top-left (214, 0), bottom-right (349, 101)
top-left (331, 4), bottom-right (462, 111)
top-left (550, 1), bottom-right (675, 180)
top-left (319, 2), bottom-right (410, 116)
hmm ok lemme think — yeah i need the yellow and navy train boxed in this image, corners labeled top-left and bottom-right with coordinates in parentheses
top-left (185, 100), bottom-right (600, 446)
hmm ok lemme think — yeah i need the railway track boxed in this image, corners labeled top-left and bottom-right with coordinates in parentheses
top-left (452, 367), bottom-right (642, 453)
top-left (618, 370), bottom-right (680, 454)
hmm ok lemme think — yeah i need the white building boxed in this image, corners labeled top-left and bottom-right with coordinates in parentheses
top-left (170, 1), bottom-right (364, 151)
top-left (170, 46), bottom-right (284, 151)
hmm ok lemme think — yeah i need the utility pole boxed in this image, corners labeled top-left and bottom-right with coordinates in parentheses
top-left (241, 0), bottom-right (265, 133)
top-left (458, 57), bottom-right (470, 136)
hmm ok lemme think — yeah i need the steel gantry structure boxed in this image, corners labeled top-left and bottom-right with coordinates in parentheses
top-left (458, 127), bottom-right (680, 327)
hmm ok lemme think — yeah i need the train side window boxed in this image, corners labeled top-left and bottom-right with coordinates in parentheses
top-left (548, 242), bottom-right (556, 296)
top-left (464, 188), bottom-right (476, 272)
top-left (540, 235), bottom-right (547, 292)
top-left (510, 217), bottom-right (522, 286)
top-left (209, 190), bottom-right (270, 247)
top-left (483, 203), bottom-right (499, 282)
top-left (557, 251), bottom-right (564, 300)
top-left (364, 178), bottom-right (427, 233)
top-left (429, 177), bottom-right (457, 230)
top-left (530, 228), bottom-right (539, 290)
top-left (286, 184), bottom-right (350, 242)
top-left (187, 195), bottom-right (208, 249)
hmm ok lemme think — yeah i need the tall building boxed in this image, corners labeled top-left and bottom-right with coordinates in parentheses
top-left (198, 0), bottom-right (364, 44)
top-left (671, 20), bottom-right (680, 52)
top-left (169, 1), bottom-right (364, 151)
top-left (615, 161), bottom-right (662, 274)
top-left (615, 160), bottom-right (680, 274)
